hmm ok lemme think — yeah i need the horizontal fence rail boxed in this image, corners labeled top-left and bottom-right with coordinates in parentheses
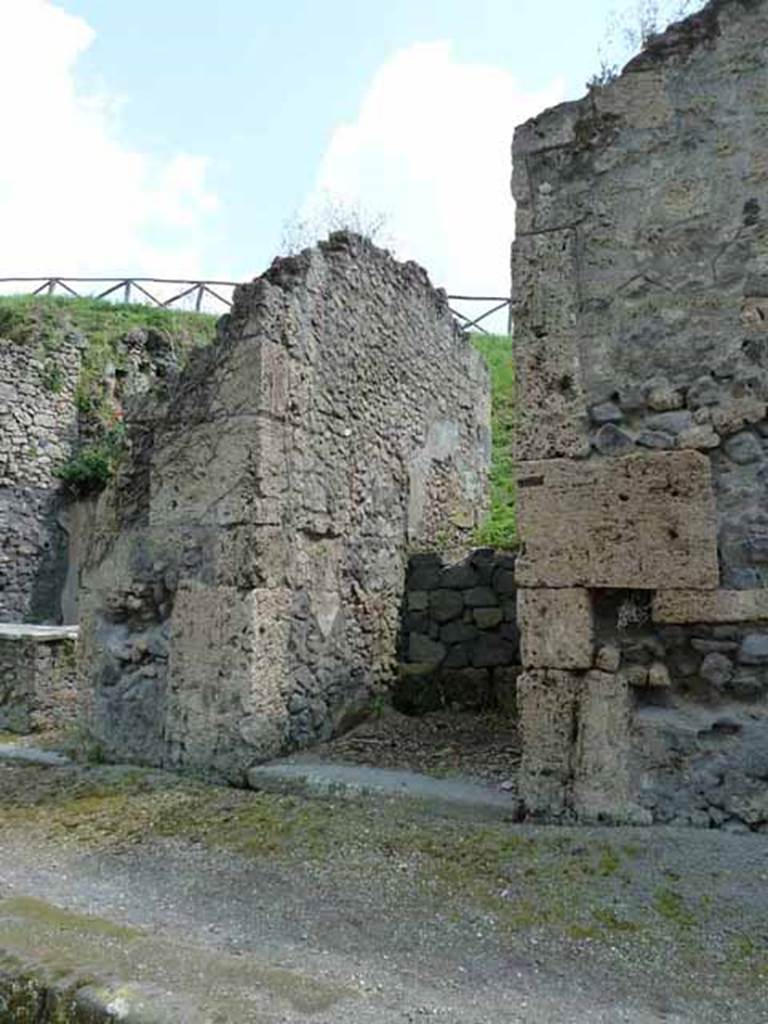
top-left (447, 295), bottom-right (512, 335)
top-left (0, 277), bottom-right (240, 313)
top-left (0, 277), bottom-right (513, 333)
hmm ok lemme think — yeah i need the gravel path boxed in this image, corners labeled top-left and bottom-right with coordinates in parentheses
top-left (0, 757), bottom-right (766, 1022)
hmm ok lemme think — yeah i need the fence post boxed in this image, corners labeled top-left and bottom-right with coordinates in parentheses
top-left (195, 284), bottom-right (204, 312)
top-left (124, 280), bottom-right (131, 304)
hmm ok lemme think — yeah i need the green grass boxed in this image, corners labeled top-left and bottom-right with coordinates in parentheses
top-left (471, 334), bottom-right (516, 549)
top-left (0, 293), bottom-right (217, 413)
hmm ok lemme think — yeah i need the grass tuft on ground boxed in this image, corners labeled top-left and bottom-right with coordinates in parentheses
top-left (471, 334), bottom-right (516, 550)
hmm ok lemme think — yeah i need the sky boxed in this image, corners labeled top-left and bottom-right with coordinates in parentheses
top-left (0, 0), bottom-right (692, 311)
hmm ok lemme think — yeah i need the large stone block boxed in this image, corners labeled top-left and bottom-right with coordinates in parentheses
top-left (572, 670), bottom-right (639, 823)
top-left (515, 451), bottom-right (719, 589)
top-left (512, 229), bottom-right (590, 461)
top-left (653, 589), bottom-right (768, 624)
top-left (517, 669), bottom-right (579, 818)
top-left (518, 587), bottom-right (593, 669)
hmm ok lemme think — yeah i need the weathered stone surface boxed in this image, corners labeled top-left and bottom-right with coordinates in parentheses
top-left (396, 550), bottom-right (520, 715)
top-left (472, 606), bottom-right (503, 630)
top-left (653, 589), bottom-right (768, 624)
top-left (409, 633), bottom-right (446, 666)
top-left (592, 424), bottom-right (635, 456)
top-left (589, 401), bottom-right (623, 425)
top-left (595, 645), bottom-right (621, 673)
top-left (517, 669), bottom-right (579, 818)
top-left (80, 236), bottom-right (491, 777)
top-left (464, 586), bottom-right (496, 608)
top-left (518, 588), bottom-right (593, 669)
top-left (472, 634), bottom-right (518, 669)
top-left (723, 431), bottom-right (763, 465)
top-left (512, 0), bottom-right (768, 825)
top-left (573, 671), bottom-right (639, 823)
top-left (647, 662), bottom-right (671, 688)
top-left (738, 633), bottom-right (768, 666)
top-left (677, 425), bottom-right (721, 451)
top-left (700, 652), bottom-right (734, 688)
top-left (515, 452), bottom-right (719, 589)
top-left (511, 229), bottom-right (589, 462)
top-left (428, 589), bottom-right (464, 624)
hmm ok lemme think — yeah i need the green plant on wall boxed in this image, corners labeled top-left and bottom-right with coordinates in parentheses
top-left (471, 334), bottom-right (516, 550)
top-left (56, 423), bottom-right (127, 496)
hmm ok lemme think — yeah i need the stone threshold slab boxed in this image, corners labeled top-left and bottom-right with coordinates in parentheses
top-left (0, 623), bottom-right (79, 642)
top-left (0, 743), bottom-right (72, 767)
top-left (247, 758), bottom-right (519, 820)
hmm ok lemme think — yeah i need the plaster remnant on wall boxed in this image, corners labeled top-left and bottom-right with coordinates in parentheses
top-left (515, 452), bottom-right (719, 590)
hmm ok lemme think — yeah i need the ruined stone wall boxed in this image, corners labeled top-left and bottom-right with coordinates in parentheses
top-left (79, 234), bottom-right (490, 781)
top-left (396, 549), bottom-right (519, 714)
top-left (0, 315), bottom-right (211, 625)
top-left (0, 336), bottom-right (80, 622)
top-left (0, 625), bottom-right (80, 733)
top-left (512, 0), bottom-right (768, 828)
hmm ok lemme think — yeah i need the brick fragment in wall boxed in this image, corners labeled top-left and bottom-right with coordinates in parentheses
top-left (517, 669), bottom-right (579, 819)
top-left (653, 589), bottom-right (768, 624)
top-left (517, 587), bottom-right (593, 669)
top-left (515, 452), bottom-right (719, 590)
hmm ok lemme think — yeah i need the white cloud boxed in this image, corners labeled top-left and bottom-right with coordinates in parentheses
top-left (0, 0), bottom-right (219, 282)
top-left (306, 42), bottom-right (564, 306)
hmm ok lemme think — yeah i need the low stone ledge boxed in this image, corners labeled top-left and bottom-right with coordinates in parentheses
top-left (0, 624), bottom-right (79, 642)
top-left (0, 625), bottom-right (80, 733)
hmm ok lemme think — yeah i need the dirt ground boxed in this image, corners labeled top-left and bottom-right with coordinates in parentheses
top-left (316, 707), bottom-right (520, 786)
top-left (1, 752), bottom-right (767, 1023)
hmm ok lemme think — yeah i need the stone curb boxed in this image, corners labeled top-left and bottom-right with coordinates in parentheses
top-left (0, 744), bottom-right (72, 768)
top-left (247, 759), bottom-right (520, 821)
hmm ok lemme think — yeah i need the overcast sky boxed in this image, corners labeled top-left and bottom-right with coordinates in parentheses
top-left (0, 0), bottom-right (690, 303)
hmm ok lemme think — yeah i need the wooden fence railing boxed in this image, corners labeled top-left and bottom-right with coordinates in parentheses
top-left (0, 277), bottom-right (512, 334)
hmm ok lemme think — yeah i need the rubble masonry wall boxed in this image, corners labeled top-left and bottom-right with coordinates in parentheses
top-left (78, 234), bottom-right (491, 781)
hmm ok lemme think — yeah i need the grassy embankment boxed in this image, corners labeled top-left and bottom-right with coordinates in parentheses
top-left (0, 297), bottom-right (517, 534)
top-left (471, 334), bottom-right (516, 550)
top-left (0, 294), bottom-right (218, 492)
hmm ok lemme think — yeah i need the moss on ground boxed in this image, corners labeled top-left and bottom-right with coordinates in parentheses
top-left (471, 334), bottom-right (516, 549)
top-left (0, 897), bottom-right (349, 1021)
top-left (2, 762), bottom-right (767, 992)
